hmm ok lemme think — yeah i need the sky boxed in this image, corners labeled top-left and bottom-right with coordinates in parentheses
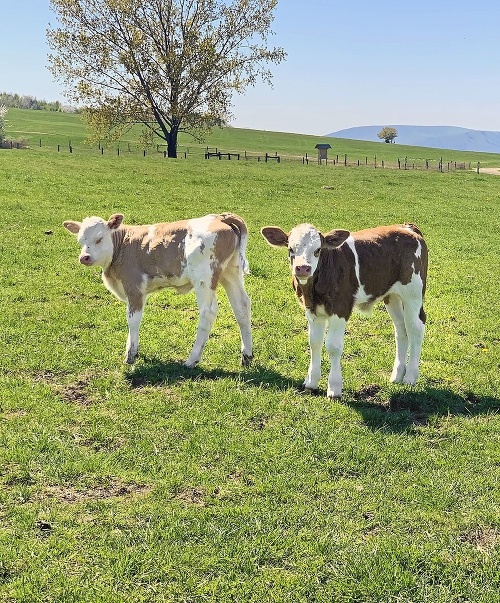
top-left (2, 0), bottom-right (499, 135)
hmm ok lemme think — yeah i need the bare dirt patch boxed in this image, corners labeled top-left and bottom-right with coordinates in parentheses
top-left (45, 478), bottom-right (150, 503)
top-left (57, 380), bottom-right (94, 406)
top-left (31, 370), bottom-right (96, 406)
top-left (459, 527), bottom-right (500, 552)
top-left (354, 384), bottom-right (381, 402)
top-left (479, 167), bottom-right (500, 175)
top-left (2, 409), bottom-right (28, 420)
top-left (175, 487), bottom-right (206, 506)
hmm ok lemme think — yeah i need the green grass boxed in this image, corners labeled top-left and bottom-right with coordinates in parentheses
top-left (0, 110), bottom-right (499, 602)
top-left (7, 107), bottom-right (500, 168)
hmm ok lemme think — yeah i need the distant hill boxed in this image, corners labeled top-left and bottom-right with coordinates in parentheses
top-left (326, 125), bottom-right (500, 153)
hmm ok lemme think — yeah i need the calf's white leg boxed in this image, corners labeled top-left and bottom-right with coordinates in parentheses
top-left (325, 315), bottom-right (346, 398)
top-left (185, 285), bottom-right (219, 367)
top-left (402, 300), bottom-right (425, 385)
top-left (304, 310), bottom-right (327, 391)
top-left (220, 271), bottom-right (253, 366)
top-left (125, 304), bottom-right (144, 364)
top-left (384, 294), bottom-right (408, 383)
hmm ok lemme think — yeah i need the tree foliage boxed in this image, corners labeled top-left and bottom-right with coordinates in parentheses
top-left (377, 126), bottom-right (398, 143)
top-left (0, 92), bottom-right (61, 112)
top-left (0, 105), bottom-right (7, 145)
top-left (47, 0), bottom-right (285, 157)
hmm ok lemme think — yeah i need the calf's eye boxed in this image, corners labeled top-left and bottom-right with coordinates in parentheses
top-left (96, 237), bottom-right (103, 245)
top-left (313, 248), bottom-right (321, 257)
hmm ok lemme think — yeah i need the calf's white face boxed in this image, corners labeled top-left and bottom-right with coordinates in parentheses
top-left (261, 224), bottom-right (350, 285)
top-left (63, 214), bottom-right (123, 268)
top-left (287, 224), bottom-right (323, 283)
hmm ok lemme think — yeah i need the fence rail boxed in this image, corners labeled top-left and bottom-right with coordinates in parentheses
top-left (2, 138), bottom-right (482, 173)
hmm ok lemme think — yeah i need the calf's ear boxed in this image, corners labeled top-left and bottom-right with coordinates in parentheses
top-left (261, 226), bottom-right (289, 247)
top-left (322, 229), bottom-right (350, 249)
top-left (107, 214), bottom-right (124, 230)
top-left (63, 220), bottom-right (81, 235)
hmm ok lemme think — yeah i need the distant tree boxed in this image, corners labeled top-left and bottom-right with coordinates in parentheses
top-left (378, 126), bottom-right (398, 143)
top-left (47, 0), bottom-right (286, 158)
top-left (0, 105), bottom-right (7, 146)
top-left (0, 92), bottom-right (61, 111)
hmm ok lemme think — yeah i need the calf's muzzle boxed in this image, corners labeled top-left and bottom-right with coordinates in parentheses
top-left (294, 264), bottom-right (312, 278)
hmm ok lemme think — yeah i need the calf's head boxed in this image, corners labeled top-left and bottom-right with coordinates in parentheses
top-left (261, 224), bottom-right (350, 284)
top-left (63, 214), bottom-right (124, 268)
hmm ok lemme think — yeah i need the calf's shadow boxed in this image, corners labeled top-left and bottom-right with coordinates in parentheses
top-left (125, 358), bottom-right (499, 435)
top-left (125, 356), bottom-right (303, 392)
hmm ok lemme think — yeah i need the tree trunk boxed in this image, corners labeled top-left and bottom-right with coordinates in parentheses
top-left (166, 126), bottom-right (178, 158)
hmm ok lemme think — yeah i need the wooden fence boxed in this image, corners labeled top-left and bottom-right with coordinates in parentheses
top-left (4, 138), bottom-right (482, 172)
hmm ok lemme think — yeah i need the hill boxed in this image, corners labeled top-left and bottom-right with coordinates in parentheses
top-left (327, 125), bottom-right (500, 153)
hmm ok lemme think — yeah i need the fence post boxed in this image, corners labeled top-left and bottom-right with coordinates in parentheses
top-left (344, 154), bottom-right (347, 166)
top-left (477, 162), bottom-right (480, 174)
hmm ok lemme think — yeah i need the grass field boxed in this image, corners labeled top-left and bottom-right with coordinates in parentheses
top-left (1, 110), bottom-right (499, 602)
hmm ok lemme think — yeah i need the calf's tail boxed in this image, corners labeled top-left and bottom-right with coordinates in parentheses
top-left (220, 213), bottom-right (250, 274)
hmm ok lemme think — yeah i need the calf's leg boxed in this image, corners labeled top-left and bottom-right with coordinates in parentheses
top-left (402, 300), bottom-right (425, 384)
top-left (384, 294), bottom-right (408, 383)
top-left (125, 299), bottom-right (145, 364)
top-left (304, 310), bottom-right (327, 391)
top-left (185, 284), bottom-right (219, 367)
top-left (325, 315), bottom-right (346, 398)
top-left (220, 270), bottom-right (253, 366)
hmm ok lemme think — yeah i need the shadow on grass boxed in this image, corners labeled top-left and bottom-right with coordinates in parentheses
top-left (125, 356), bottom-right (304, 392)
top-left (346, 384), bottom-right (500, 433)
top-left (125, 358), bottom-right (499, 434)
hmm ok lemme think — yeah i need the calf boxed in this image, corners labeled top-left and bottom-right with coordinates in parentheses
top-left (63, 213), bottom-right (253, 367)
top-left (261, 223), bottom-right (427, 398)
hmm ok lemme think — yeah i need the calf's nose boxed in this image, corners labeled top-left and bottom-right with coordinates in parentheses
top-left (295, 264), bottom-right (312, 277)
top-left (79, 254), bottom-right (92, 265)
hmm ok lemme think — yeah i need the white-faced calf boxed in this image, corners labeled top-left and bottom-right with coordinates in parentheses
top-left (261, 223), bottom-right (427, 398)
top-left (63, 213), bottom-right (253, 367)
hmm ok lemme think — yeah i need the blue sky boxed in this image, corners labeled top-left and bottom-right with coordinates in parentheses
top-left (2, 0), bottom-right (499, 134)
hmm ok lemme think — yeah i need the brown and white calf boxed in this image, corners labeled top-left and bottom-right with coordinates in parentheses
top-left (63, 213), bottom-right (253, 367)
top-left (261, 223), bottom-right (428, 398)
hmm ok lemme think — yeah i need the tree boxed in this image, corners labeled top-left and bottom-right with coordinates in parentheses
top-left (0, 105), bottom-right (7, 146)
top-left (47, 0), bottom-right (286, 157)
top-left (377, 126), bottom-right (398, 143)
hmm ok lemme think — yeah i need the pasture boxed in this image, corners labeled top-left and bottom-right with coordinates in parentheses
top-left (1, 110), bottom-right (499, 602)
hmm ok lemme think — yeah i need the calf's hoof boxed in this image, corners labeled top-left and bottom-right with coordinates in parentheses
top-left (241, 353), bottom-right (253, 367)
top-left (327, 391), bottom-right (342, 400)
top-left (299, 384), bottom-right (320, 396)
top-left (124, 351), bottom-right (138, 364)
top-left (184, 359), bottom-right (199, 368)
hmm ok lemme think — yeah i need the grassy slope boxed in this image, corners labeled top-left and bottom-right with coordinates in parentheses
top-left (0, 110), bottom-right (499, 602)
top-left (7, 107), bottom-right (500, 166)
